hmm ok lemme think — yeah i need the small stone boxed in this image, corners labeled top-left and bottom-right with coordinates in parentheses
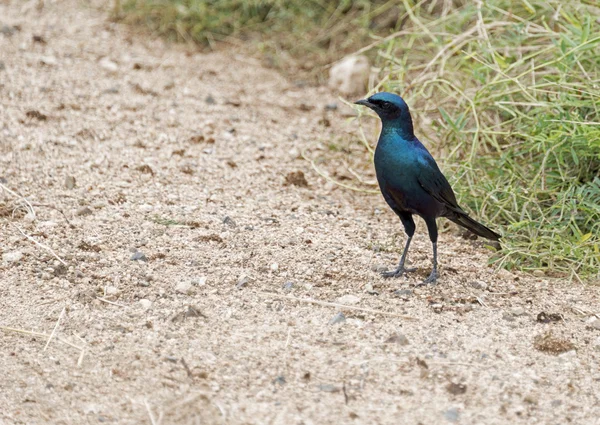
top-left (139, 204), bottom-right (153, 212)
top-left (270, 263), bottom-right (279, 272)
top-left (139, 299), bottom-right (152, 310)
top-left (192, 276), bottom-right (207, 286)
top-left (324, 103), bottom-right (338, 111)
top-left (105, 286), bottom-right (119, 296)
top-left (175, 280), bottom-right (193, 295)
top-left (510, 307), bottom-right (526, 316)
top-left (444, 407), bottom-right (460, 423)
top-left (99, 57), bottom-right (118, 72)
top-left (384, 332), bottom-right (410, 346)
top-left (337, 294), bottom-right (360, 305)
top-left (130, 251), bottom-right (147, 262)
top-left (236, 275), bottom-right (249, 289)
top-left (64, 175), bottom-right (76, 189)
top-left (223, 216), bottom-right (236, 227)
top-left (40, 55), bottom-right (57, 66)
top-left (41, 272), bottom-right (53, 280)
top-left (273, 376), bottom-right (286, 386)
top-left (365, 283), bottom-right (379, 295)
top-left (588, 318), bottom-right (600, 331)
top-left (446, 382), bottom-right (467, 395)
top-left (328, 55), bottom-right (370, 95)
top-left (502, 312), bottom-right (515, 322)
top-left (282, 281), bottom-right (294, 291)
top-left (284, 171), bottom-right (308, 187)
top-left (76, 206), bottom-right (93, 216)
top-left (533, 270), bottom-right (545, 277)
top-left (205, 95), bottom-right (216, 104)
top-left (0, 61), bottom-right (5, 71)
top-left (372, 264), bottom-right (387, 273)
top-left (394, 289), bottom-right (413, 298)
top-left (318, 384), bottom-right (340, 393)
top-left (3, 251), bottom-right (23, 263)
top-left (469, 281), bottom-right (487, 290)
top-left (328, 312), bottom-right (346, 325)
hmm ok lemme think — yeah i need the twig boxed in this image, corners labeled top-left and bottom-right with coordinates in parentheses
top-left (9, 222), bottom-right (68, 266)
top-left (0, 182), bottom-right (36, 219)
top-left (44, 307), bottom-right (66, 351)
top-left (30, 203), bottom-right (74, 227)
top-left (258, 292), bottom-right (418, 320)
top-left (144, 400), bottom-right (160, 425)
top-left (0, 325), bottom-right (82, 351)
top-left (97, 297), bottom-right (126, 308)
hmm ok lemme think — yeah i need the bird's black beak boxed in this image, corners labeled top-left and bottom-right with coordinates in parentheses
top-left (354, 99), bottom-right (375, 109)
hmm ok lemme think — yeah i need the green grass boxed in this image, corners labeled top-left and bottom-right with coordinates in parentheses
top-left (358, 0), bottom-right (600, 279)
top-left (115, 0), bottom-right (396, 79)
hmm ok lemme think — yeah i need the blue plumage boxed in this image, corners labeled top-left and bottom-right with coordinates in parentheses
top-left (356, 92), bottom-right (500, 284)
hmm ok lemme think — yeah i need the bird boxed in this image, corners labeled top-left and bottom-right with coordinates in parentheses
top-left (355, 92), bottom-right (501, 284)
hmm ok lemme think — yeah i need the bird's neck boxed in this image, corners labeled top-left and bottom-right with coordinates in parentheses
top-left (381, 117), bottom-right (415, 140)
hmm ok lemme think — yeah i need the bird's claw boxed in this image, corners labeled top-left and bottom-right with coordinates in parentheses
top-left (381, 266), bottom-right (417, 278)
top-left (415, 270), bottom-right (438, 286)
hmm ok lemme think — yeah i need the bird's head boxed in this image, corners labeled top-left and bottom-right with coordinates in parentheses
top-left (354, 92), bottom-right (411, 123)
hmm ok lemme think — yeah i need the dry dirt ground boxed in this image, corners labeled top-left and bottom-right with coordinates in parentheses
top-left (1, 1), bottom-right (600, 424)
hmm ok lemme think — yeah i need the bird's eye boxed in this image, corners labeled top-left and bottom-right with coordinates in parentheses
top-left (382, 102), bottom-right (391, 109)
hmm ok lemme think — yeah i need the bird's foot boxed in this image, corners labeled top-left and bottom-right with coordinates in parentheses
top-left (415, 269), bottom-right (439, 286)
top-left (381, 266), bottom-right (417, 278)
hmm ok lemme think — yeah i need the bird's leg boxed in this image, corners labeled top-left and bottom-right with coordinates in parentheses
top-left (382, 236), bottom-right (417, 278)
top-left (418, 241), bottom-right (439, 285)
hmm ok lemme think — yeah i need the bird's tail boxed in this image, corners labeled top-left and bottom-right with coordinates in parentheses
top-left (448, 213), bottom-right (501, 241)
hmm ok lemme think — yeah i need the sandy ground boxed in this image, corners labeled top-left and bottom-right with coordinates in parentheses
top-left (1, 1), bottom-right (600, 424)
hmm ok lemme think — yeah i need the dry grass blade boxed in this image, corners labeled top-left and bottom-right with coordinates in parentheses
top-left (9, 222), bottom-right (68, 266)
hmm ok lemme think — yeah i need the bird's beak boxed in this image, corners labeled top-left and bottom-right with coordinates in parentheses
top-left (354, 99), bottom-right (375, 109)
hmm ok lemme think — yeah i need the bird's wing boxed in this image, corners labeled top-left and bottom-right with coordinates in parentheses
top-left (416, 154), bottom-right (464, 214)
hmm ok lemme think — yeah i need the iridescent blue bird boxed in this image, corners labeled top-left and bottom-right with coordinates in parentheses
top-left (355, 92), bottom-right (500, 284)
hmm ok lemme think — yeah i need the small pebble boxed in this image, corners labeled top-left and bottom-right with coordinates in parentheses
top-left (236, 275), bottom-right (249, 289)
top-left (588, 318), bottom-right (600, 331)
top-left (105, 286), bottom-right (119, 296)
top-left (64, 175), bottom-right (76, 189)
top-left (328, 312), bottom-right (346, 325)
top-left (2, 251), bottom-right (23, 263)
top-left (175, 280), bottom-right (193, 295)
top-left (282, 281), bottom-right (294, 291)
top-left (76, 206), bottom-right (93, 216)
top-left (444, 407), bottom-right (460, 423)
top-left (318, 384), bottom-right (340, 392)
top-left (337, 294), bottom-right (360, 305)
top-left (394, 289), bottom-right (413, 298)
top-left (130, 251), bottom-right (147, 262)
top-left (139, 299), bottom-right (152, 310)
top-left (270, 263), bottom-right (279, 272)
top-left (385, 332), bottom-right (410, 346)
top-left (469, 281), bottom-right (487, 290)
top-left (223, 216), bottom-right (236, 227)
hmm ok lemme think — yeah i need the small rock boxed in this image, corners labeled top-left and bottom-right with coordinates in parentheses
top-left (0, 25), bottom-right (16, 36)
top-left (536, 312), bottom-right (563, 323)
top-left (318, 384), bottom-right (340, 393)
top-left (282, 281), bottom-right (294, 291)
top-left (588, 318), bottom-right (600, 331)
top-left (139, 299), bottom-right (152, 310)
top-left (533, 270), bottom-right (545, 277)
top-left (446, 382), bottom-right (467, 395)
top-left (205, 95), bottom-right (216, 104)
top-left (3, 251), bottom-right (23, 263)
top-left (371, 264), bottom-right (387, 273)
top-left (365, 283), bottom-right (379, 295)
top-left (328, 55), bottom-right (370, 95)
top-left (76, 206), bottom-right (92, 216)
top-left (284, 170), bottom-right (308, 187)
top-left (130, 251), bottom-right (147, 262)
top-left (394, 289), bottom-right (413, 298)
top-left (324, 103), bottom-right (338, 111)
top-left (384, 332), bottom-right (410, 346)
top-left (502, 312), bottom-right (515, 322)
top-left (105, 286), bottom-right (119, 296)
top-left (222, 216), bottom-right (236, 228)
top-left (175, 280), bottom-right (193, 295)
top-left (510, 307), bottom-right (527, 316)
top-left (99, 57), bottom-right (118, 72)
top-left (328, 312), bottom-right (346, 325)
top-left (236, 275), bottom-right (249, 289)
top-left (270, 263), bottom-right (279, 272)
top-left (444, 407), bottom-right (460, 423)
top-left (0, 61), bottom-right (5, 71)
top-left (64, 175), bottom-right (76, 189)
top-left (273, 376), bottom-right (286, 385)
top-left (192, 276), bottom-right (207, 286)
top-left (337, 294), bottom-right (360, 305)
top-left (39, 55), bottom-right (57, 66)
top-left (469, 281), bottom-right (487, 290)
